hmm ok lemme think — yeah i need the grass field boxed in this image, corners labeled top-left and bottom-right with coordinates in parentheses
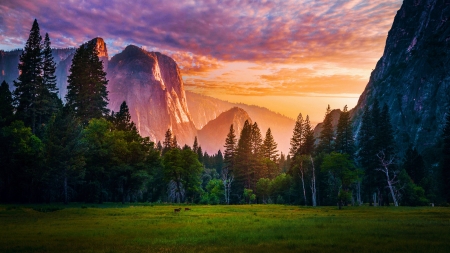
top-left (0, 204), bottom-right (449, 252)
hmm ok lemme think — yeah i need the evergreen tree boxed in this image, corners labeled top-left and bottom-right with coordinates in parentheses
top-left (162, 129), bottom-right (173, 155)
top-left (335, 105), bottom-right (354, 155)
top-left (14, 19), bottom-right (43, 133)
top-left (357, 105), bottom-right (375, 203)
top-left (172, 135), bottom-right (179, 149)
top-left (0, 81), bottom-right (14, 127)
top-left (301, 115), bottom-right (315, 155)
top-left (193, 136), bottom-right (199, 153)
top-left (197, 146), bottom-right (203, 164)
top-left (234, 120), bottom-right (253, 191)
top-left (378, 104), bottom-right (395, 156)
top-left (403, 146), bottom-right (426, 185)
top-left (250, 122), bottom-right (264, 180)
top-left (156, 141), bottom-right (163, 153)
top-left (65, 40), bottom-right (109, 125)
top-left (290, 113), bottom-right (304, 157)
top-left (113, 101), bottom-right (136, 132)
top-left (215, 150), bottom-right (224, 175)
top-left (263, 128), bottom-right (279, 161)
top-left (43, 106), bottom-right (86, 204)
top-left (317, 105), bottom-right (334, 154)
top-left (223, 124), bottom-right (237, 172)
top-left (37, 32), bottom-right (59, 127)
top-left (441, 109), bottom-right (450, 203)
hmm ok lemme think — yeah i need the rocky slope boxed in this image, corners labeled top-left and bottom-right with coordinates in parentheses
top-left (186, 91), bottom-right (295, 154)
top-left (107, 45), bottom-right (197, 145)
top-left (352, 0), bottom-right (450, 154)
top-left (313, 109), bottom-right (342, 140)
top-left (198, 107), bottom-right (252, 154)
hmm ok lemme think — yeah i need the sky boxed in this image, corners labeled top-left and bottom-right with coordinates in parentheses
top-left (0, 0), bottom-right (403, 125)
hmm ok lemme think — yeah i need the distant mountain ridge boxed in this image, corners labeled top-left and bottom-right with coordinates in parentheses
top-left (186, 91), bottom-right (295, 154)
top-left (198, 107), bottom-right (252, 154)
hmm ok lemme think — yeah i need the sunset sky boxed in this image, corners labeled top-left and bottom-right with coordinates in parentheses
top-left (0, 0), bottom-right (403, 125)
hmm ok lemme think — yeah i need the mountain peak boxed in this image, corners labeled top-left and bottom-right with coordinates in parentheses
top-left (198, 107), bottom-right (252, 154)
top-left (87, 37), bottom-right (108, 58)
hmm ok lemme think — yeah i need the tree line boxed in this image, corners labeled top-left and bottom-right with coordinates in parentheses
top-left (1, 19), bottom-right (449, 206)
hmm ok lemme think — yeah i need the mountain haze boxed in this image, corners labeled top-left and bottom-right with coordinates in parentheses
top-left (198, 107), bottom-right (252, 154)
top-left (186, 91), bottom-right (295, 154)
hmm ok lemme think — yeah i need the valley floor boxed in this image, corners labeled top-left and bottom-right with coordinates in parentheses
top-left (0, 204), bottom-right (449, 253)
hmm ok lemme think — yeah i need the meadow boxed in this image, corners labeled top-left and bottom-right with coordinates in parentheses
top-left (0, 204), bottom-right (449, 253)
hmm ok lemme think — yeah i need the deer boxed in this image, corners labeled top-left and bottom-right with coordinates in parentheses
top-left (184, 208), bottom-right (191, 211)
top-left (174, 208), bottom-right (181, 213)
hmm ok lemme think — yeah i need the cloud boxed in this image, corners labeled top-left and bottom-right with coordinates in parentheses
top-left (0, 0), bottom-right (402, 96)
top-left (184, 66), bottom-right (367, 97)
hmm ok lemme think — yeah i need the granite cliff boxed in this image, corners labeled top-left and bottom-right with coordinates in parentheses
top-left (107, 45), bottom-right (197, 145)
top-left (350, 0), bottom-right (450, 154)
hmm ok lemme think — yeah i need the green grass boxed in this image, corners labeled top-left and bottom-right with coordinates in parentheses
top-left (0, 204), bottom-right (449, 252)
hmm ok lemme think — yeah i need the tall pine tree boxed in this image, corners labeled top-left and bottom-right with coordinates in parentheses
top-left (223, 124), bottom-right (237, 173)
top-left (317, 105), bottom-right (334, 154)
top-left (14, 19), bottom-right (43, 133)
top-left (301, 115), bottom-right (315, 155)
top-left (290, 113), bottom-right (304, 157)
top-left (335, 105), bottom-right (354, 155)
top-left (66, 40), bottom-right (109, 125)
top-left (36, 32), bottom-right (59, 128)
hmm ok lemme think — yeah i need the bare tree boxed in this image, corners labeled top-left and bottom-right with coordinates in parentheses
top-left (310, 155), bottom-right (317, 206)
top-left (298, 157), bottom-right (307, 206)
top-left (376, 151), bottom-right (399, 206)
top-left (222, 167), bottom-right (234, 204)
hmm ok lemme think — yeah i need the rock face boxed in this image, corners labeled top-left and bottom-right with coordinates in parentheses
top-left (186, 91), bottom-right (295, 154)
top-left (198, 107), bottom-right (252, 154)
top-left (107, 45), bottom-right (197, 145)
top-left (313, 109), bottom-right (342, 141)
top-left (352, 0), bottom-right (450, 153)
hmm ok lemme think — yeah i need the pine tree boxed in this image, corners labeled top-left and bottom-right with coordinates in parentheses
top-left (335, 105), bottom-right (354, 155)
top-left (403, 146), bottom-right (425, 185)
top-left (65, 40), bottom-right (109, 125)
top-left (317, 105), bottom-right (334, 154)
top-left (113, 101), bottom-right (136, 132)
top-left (172, 135), bottom-right (178, 149)
top-left (37, 32), bottom-right (59, 127)
top-left (14, 19), bottom-right (43, 133)
top-left (43, 106), bottom-right (86, 204)
top-left (162, 129), bottom-right (173, 155)
top-left (235, 120), bottom-right (253, 190)
top-left (290, 113), bottom-right (304, 157)
top-left (301, 115), bottom-right (315, 155)
top-left (193, 136), bottom-right (199, 154)
top-left (378, 104), bottom-right (395, 156)
top-left (250, 122), bottom-right (264, 181)
top-left (0, 81), bottom-right (14, 127)
top-left (263, 128), bottom-right (279, 161)
top-left (441, 109), bottom-right (450, 203)
top-left (223, 124), bottom-right (237, 172)
top-left (358, 104), bottom-right (379, 204)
